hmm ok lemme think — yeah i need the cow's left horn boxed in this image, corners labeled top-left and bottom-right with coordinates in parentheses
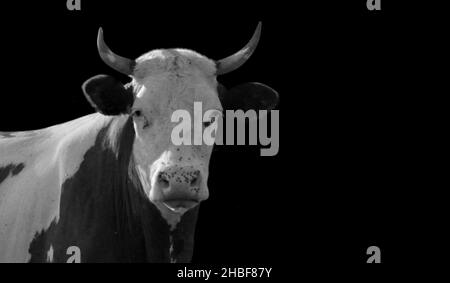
top-left (215, 22), bottom-right (262, 75)
top-left (97, 28), bottom-right (136, 76)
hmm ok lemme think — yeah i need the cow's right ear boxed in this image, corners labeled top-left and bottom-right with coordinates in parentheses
top-left (218, 82), bottom-right (279, 117)
top-left (82, 74), bottom-right (134, 116)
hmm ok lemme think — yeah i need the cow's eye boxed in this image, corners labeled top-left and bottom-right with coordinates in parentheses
top-left (203, 116), bottom-right (216, 128)
top-left (132, 110), bottom-right (143, 117)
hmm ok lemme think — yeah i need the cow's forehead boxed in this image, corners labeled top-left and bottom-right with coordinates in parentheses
top-left (131, 49), bottom-right (221, 113)
top-left (133, 49), bottom-right (217, 79)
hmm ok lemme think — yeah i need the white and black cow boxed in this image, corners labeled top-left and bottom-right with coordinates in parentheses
top-left (0, 22), bottom-right (278, 263)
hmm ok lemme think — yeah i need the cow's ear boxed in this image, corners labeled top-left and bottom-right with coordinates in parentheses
top-left (219, 82), bottom-right (279, 116)
top-left (82, 74), bottom-right (134, 115)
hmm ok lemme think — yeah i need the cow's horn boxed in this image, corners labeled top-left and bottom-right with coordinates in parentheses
top-left (97, 28), bottom-right (136, 76)
top-left (215, 22), bottom-right (262, 75)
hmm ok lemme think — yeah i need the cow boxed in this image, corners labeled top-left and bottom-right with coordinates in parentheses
top-left (0, 22), bottom-right (278, 263)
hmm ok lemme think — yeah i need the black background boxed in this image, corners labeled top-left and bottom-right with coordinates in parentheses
top-left (0, 0), bottom-right (437, 272)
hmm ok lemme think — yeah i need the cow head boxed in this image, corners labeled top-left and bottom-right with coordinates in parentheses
top-left (82, 23), bottom-right (279, 228)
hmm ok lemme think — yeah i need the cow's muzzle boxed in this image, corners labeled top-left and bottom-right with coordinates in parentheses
top-left (154, 165), bottom-right (208, 212)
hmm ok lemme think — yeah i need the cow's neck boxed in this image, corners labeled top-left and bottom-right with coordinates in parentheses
top-left (106, 115), bottom-right (199, 263)
top-left (27, 115), bottom-right (198, 262)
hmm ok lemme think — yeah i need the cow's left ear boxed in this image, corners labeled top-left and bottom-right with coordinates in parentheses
top-left (218, 82), bottom-right (279, 116)
top-left (82, 74), bottom-right (134, 115)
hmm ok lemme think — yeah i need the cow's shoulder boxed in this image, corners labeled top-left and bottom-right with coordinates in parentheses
top-left (0, 113), bottom-right (115, 262)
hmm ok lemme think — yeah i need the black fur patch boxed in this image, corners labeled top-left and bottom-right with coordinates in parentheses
top-left (82, 74), bottom-right (135, 116)
top-left (0, 163), bottom-right (25, 185)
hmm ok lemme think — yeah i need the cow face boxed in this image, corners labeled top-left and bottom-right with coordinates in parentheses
top-left (82, 24), bottom-right (279, 228)
top-left (130, 50), bottom-right (221, 224)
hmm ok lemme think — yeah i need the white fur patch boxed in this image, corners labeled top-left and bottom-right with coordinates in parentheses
top-left (46, 245), bottom-right (54, 262)
top-left (154, 202), bottom-right (186, 230)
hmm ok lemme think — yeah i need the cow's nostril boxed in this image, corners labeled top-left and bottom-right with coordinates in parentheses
top-left (158, 172), bottom-right (170, 188)
top-left (190, 170), bottom-right (201, 186)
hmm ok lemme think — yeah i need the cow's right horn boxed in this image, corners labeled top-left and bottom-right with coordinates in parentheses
top-left (215, 22), bottom-right (262, 75)
top-left (97, 28), bottom-right (136, 76)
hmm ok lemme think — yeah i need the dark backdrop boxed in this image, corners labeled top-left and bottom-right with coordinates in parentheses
top-left (0, 0), bottom-right (421, 267)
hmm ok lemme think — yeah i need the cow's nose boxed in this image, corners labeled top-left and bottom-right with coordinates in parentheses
top-left (155, 166), bottom-right (204, 212)
top-left (156, 167), bottom-right (202, 190)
